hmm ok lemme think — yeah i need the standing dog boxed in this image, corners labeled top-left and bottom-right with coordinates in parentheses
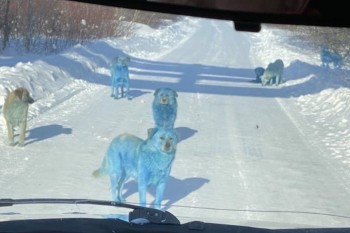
top-left (152, 88), bottom-right (178, 129)
top-left (320, 46), bottom-right (342, 69)
top-left (3, 87), bottom-right (35, 146)
top-left (260, 59), bottom-right (284, 86)
top-left (93, 128), bottom-right (178, 209)
top-left (111, 56), bottom-right (131, 99)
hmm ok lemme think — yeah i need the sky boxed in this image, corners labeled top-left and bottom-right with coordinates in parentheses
top-left (1, 16), bottom-right (350, 228)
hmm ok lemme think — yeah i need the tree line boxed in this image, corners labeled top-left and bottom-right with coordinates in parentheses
top-left (0, 0), bottom-right (179, 54)
top-left (267, 24), bottom-right (350, 63)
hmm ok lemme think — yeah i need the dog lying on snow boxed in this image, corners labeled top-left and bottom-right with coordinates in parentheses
top-left (260, 59), bottom-right (284, 86)
top-left (93, 127), bottom-right (179, 209)
top-left (152, 88), bottom-right (178, 129)
top-left (3, 87), bottom-right (35, 146)
top-left (110, 56), bottom-right (131, 99)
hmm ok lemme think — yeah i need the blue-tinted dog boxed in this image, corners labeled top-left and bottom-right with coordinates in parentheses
top-left (110, 56), bottom-right (131, 99)
top-left (93, 128), bottom-right (178, 209)
top-left (260, 59), bottom-right (284, 86)
top-left (254, 67), bottom-right (265, 83)
top-left (152, 88), bottom-right (178, 129)
top-left (320, 46), bottom-right (342, 69)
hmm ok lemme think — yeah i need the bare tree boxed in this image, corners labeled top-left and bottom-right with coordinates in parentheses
top-left (1, 0), bottom-right (11, 51)
top-left (0, 0), bottom-right (179, 54)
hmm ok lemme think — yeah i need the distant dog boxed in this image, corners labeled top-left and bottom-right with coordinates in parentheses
top-left (3, 87), bottom-right (35, 146)
top-left (152, 88), bottom-right (178, 129)
top-left (260, 59), bottom-right (284, 86)
top-left (93, 128), bottom-right (179, 209)
top-left (111, 56), bottom-right (131, 99)
top-left (320, 46), bottom-right (342, 69)
top-left (254, 67), bottom-right (265, 83)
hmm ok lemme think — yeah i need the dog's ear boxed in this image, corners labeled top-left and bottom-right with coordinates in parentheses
top-left (22, 89), bottom-right (29, 102)
top-left (17, 88), bottom-right (34, 103)
top-left (147, 127), bottom-right (158, 139)
top-left (173, 90), bottom-right (178, 98)
top-left (112, 56), bottom-right (119, 66)
top-left (14, 88), bottom-right (25, 101)
top-left (154, 88), bottom-right (160, 96)
top-left (123, 57), bottom-right (130, 66)
top-left (174, 129), bottom-right (180, 142)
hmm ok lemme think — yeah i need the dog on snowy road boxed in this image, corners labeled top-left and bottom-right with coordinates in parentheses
top-left (3, 87), bottom-right (35, 146)
top-left (110, 56), bottom-right (131, 99)
top-left (152, 88), bottom-right (178, 129)
top-left (320, 46), bottom-right (342, 69)
top-left (260, 59), bottom-right (284, 86)
top-left (93, 127), bottom-right (179, 209)
top-left (254, 67), bottom-right (265, 83)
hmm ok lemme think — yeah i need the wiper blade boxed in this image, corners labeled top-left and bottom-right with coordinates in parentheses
top-left (0, 198), bottom-right (180, 225)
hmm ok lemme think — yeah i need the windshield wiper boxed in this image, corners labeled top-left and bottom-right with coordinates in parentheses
top-left (0, 198), bottom-right (180, 225)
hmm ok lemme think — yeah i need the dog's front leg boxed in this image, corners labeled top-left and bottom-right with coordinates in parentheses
top-left (18, 120), bottom-right (27, 147)
top-left (6, 121), bottom-right (15, 146)
top-left (154, 180), bottom-right (166, 210)
top-left (110, 174), bottom-right (120, 202)
top-left (111, 86), bottom-right (115, 97)
top-left (111, 76), bottom-right (115, 97)
top-left (138, 182), bottom-right (147, 207)
top-left (275, 75), bottom-right (280, 86)
top-left (125, 81), bottom-right (132, 100)
top-left (115, 85), bottom-right (120, 99)
top-left (137, 171), bottom-right (148, 207)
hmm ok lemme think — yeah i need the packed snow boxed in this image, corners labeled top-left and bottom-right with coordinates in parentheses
top-left (1, 16), bottom-right (350, 228)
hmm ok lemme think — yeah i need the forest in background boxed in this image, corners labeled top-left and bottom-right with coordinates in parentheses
top-left (269, 24), bottom-right (350, 63)
top-left (0, 0), bottom-right (180, 54)
top-left (0, 0), bottom-right (349, 64)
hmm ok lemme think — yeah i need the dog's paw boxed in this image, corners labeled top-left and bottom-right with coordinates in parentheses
top-left (115, 197), bottom-right (126, 202)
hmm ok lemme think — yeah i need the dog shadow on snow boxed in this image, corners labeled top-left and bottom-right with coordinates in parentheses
top-left (42, 43), bottom-right (350, 100)
top-left (123, 176), bottom-right (210, 211)
top-left (128, 89), bottom-right (152, 98)
top-left (25, 124), bottom-right (72, 146)
top-left (176, 126), bottom-right (198, 143)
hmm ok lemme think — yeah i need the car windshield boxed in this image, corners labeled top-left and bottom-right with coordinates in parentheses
top-left (1, 0), bottom-right (350, 229)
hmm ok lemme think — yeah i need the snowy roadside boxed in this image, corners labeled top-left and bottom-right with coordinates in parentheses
top-left (107, 17), bottom-right (199, 60)
top-left (0, 17), bottom-right (199, 133)
top-left (1, 15), bottom-right (350, 181)
top-left (250, 25), bottom-right (350, 181)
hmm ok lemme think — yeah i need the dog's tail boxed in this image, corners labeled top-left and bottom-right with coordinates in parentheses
top-left (92, 155), bottom-right (110, 178)
top-left (92, 168), bottom-right (105, 178)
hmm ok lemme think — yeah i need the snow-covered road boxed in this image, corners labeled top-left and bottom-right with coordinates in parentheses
top-left (1, 18), bottom-right (350, 227)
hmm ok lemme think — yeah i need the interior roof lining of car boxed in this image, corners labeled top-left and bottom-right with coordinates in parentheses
top-left (66, 0), bottom-right (350, 30)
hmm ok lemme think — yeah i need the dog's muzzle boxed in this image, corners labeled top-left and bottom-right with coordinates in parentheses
top-left (160, 97), bottom-right (168, 104)
top-left (163, 141), bottom-right (173, 152)
top-left (26, 97), bottom-right (35, 104)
